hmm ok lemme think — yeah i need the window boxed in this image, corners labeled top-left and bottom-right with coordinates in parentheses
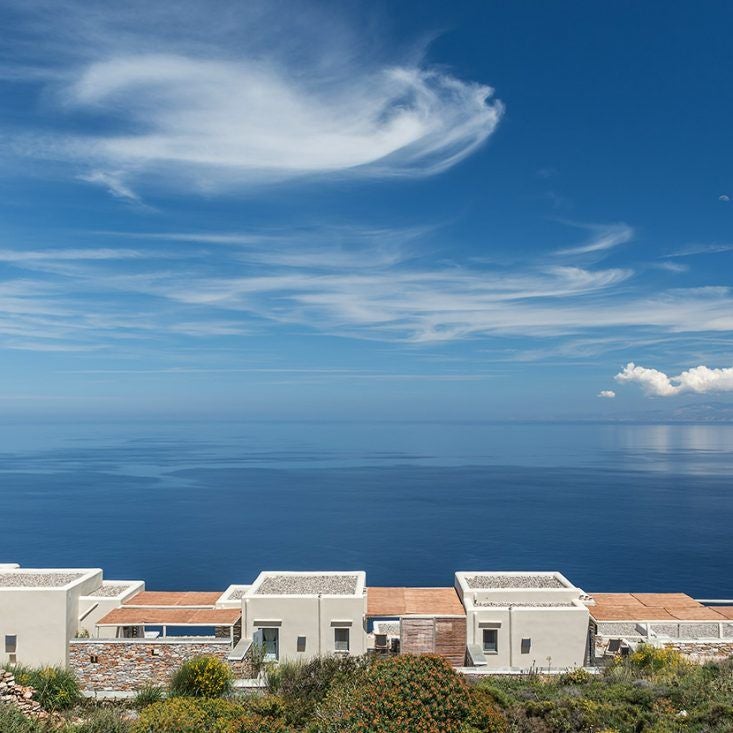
top-left (5, 635), bottom-right (16, 654)
top-left (334, 627), bottom-right (350, 652)
top-left (482, 629), bottom-right (498, 654)
top-left (297, 636), bottom-right (306, 652)
top-left (521, 638), bottom-right (532, 654)
top-left (261, 628), bottom-right (279, 661)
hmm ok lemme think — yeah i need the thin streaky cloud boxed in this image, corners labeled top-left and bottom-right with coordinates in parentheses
top-left (554, 223), bottom-right (634, 256)
top-left (668, 243), bottom-right (733, 257)
top-left (0, 248), bottom-right (150, 262)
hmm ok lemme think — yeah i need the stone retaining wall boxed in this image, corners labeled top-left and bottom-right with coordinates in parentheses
top-left (69, 639), bottom-right (254, 691)
top-left (662, 640), bottom-right (733, 662)
top-left (0, 670), bottom-right (65, 725)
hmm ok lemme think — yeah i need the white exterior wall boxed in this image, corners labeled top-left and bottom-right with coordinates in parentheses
top-left (466, 605), bottom-right (588, 669)
top-left (0, 589), bottom-right (70, 667)
top-left (0, 570), bottom-right (102, 667)
top-left (243, 593), bottom-right (366, 661)
top-left (457, 571), bottom-right (590, 671)
top-left (77, 582), bottom-right (145, 638)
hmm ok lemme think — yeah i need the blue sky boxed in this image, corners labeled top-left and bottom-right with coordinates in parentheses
top-left (0, 0), bottom-right (732, 420)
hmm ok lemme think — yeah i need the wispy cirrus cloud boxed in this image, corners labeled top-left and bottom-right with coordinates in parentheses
top-left (615, 362), bottom-right (733, 397)
top-left (0, 224), bottom-right (732, 355)
top-left (0, 248), bottom-right (148, 262)
top-left (668, 243), bottom-right (733, 257)
top-left (554, 222), bottom-right (634, 256)
top-left (1, 2), bottom-right (503, 198)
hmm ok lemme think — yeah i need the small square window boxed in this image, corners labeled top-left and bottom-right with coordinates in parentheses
top-left (297, 636), bottom-right (306, 652)
top-left (90, 654), bottom-right (99, 664)
top-left (482, 629), bottom-right (498, 654)
top-left (334, 627), bottom-right (350, 652)
top-left (5, 635), bottom-right (17, 654)
top-left (521, 638), bottom-right (532, 654)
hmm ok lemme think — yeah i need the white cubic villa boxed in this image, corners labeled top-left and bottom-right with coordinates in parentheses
top-left (0, 564), bottom-right (143, 667)
top-left (455, 571), bottom-right (592, 671)
top-left (4, 560), bottom-right (731, 692)
top-left (239, 571), bottom-right (368, 662)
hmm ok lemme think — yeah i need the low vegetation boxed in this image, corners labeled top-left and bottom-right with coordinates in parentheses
top-left (3, 647), bottom-right (733, 732)
top-left (9, 664), bottom-right (81, 711)
top-left (169, 656), bottom-right (233, 698)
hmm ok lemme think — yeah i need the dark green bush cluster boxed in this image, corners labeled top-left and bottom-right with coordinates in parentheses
top-left (319, 654), bottom-right (472, 733)
top-left (267, 654), bottom-right (369, 726)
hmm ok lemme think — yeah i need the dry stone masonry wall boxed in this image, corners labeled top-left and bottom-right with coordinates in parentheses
top-left (69, 640), bottom-right (254, 691)
top-left (0, 669), bottom-right (66, 725)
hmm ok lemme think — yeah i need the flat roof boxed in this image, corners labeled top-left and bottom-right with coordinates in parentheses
top-left (124, 591), bottom-right (222, 607)
top-left (254, 573), bottom-right (361, 596)
top-left (0, 570), bottom-right (96, 589)
top-left (86, 582), bottom-right (139, 598)
top-left (367, 587), bottom-right (465, 617)
top-left (464, 574), bottom-right (567, 590)
top-left (590, 593), bottom-right (731, 622)
top-left (219, 585), bottom-right (251, 602)
top-left (475, 601), bottom-right (576, 608)
top-left (97, 607), bottom-right (241, 627)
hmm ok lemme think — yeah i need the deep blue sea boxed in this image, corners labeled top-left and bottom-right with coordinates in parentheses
top-left (1, 421), bottom-right (732, 598)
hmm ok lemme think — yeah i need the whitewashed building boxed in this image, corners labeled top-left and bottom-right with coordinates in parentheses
top-left (238, 571), bottom-right (368, 662)
top-left (455, 571), bottom-right (592, 671)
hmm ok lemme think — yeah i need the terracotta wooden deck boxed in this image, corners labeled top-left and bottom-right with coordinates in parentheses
top-left (366, 587), bottom-right (465, 617)
top-left (97, 607), bottom-right (241, 626)
top-left (123, 591), bottom-right (222, 607)
top-left (589, 592), bottom-right (731, 622)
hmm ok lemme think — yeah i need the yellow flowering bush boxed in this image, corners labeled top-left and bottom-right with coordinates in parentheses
top-left (169, 655), bottom-right (233, 698)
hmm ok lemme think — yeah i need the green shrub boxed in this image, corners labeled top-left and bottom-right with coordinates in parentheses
top-left (222, 713), bottom-right (289, 733)
top-left (612, 645), bottom-right (688, 677)
top-left (237, 693), bottom-right (286, 720)
top-left (132, 697), bottom-right (245, 733)
top-left (72, 707), bottom-right (131, 733)
top-left (133, 684), bottom-right (165, 709)
top-left (12, 665), bottom-right (81, 711)
top-left (558, 668), bottom-right (592, 686)
top-left (0, 705), bottom-right (52, 733)
top-left (465, 686), bottom-right (508, 732)
top-left (169, 656), bottom-right (233, 698)
top-left (323, 654), bottom-right (471, 733)
top-left (267, 655), bottom-right (369, 726)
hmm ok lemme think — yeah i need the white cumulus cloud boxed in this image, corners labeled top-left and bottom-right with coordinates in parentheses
top-left (598, 390), bottom-right (616, 398)
top-left (615, 362), bottom-right (733, 397)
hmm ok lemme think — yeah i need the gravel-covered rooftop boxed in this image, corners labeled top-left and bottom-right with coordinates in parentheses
top-left (475, 601), bottom-right (575, 607)
top-left (87, 582), bottom-right (135, 598)
top-left (226, 588), bottom-right (249, 600)
top-left (256, 574), bottom-right (359, 596)
top-left (466, 574), bottom-right (566, 590)
top-left (0, 572), bottom-right (85, 588)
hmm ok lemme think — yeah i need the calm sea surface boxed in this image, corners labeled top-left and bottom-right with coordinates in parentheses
top-left (1, 421), bottom-right (731, 597)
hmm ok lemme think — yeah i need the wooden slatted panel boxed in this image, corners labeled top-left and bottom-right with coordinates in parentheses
top-left (434, 617), bottom-right (467, 666)
top-left (400, 618), bottom-right (435, 655)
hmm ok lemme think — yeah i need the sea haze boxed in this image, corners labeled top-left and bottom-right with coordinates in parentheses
top-left (0, 421), bottom-right (731, 598)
